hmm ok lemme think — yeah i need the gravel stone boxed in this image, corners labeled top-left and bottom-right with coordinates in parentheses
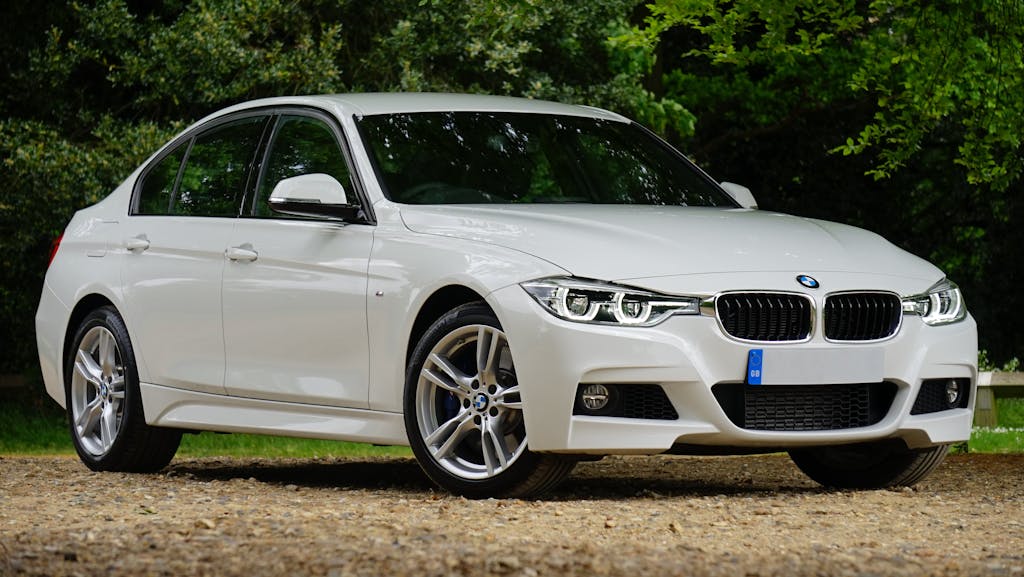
top-left (0, 453), bottom-right (1021, 576)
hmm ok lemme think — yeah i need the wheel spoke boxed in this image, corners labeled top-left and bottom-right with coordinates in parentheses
top-left (493, 385), bottom-right (522, 410)
top-left (476, 326), bottom-right (500, 380)
top-left (481, 419), bottom-right (510, 476)
top-left (76, 397), bottom-right (103, 432)
top-left (97, 329), bottom-right (115, 375)
top-left (430, 411), bottom-right (477, 459)
top-left (75, 350), bottom-right (104, 387)
top-left (100, 404), bottom-right (118, 451)
top-left (421, 367), bottom-right (468, 397)
top-left (428, 353), bottom-right (471, 389)
top-left (425, 409), bottom-right (469, 446)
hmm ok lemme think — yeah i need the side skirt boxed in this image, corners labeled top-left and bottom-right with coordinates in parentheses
top-left (140, 382), bottom-right (409, 446)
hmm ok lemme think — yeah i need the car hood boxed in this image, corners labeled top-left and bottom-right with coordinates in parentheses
top-left (398, 204), bottom-right (942, 283)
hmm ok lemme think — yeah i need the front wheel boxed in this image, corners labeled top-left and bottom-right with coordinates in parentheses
top-left (404, 302), bottom-right (575, 498)
top-left (65, 306), bottom-right (181, 472)
top-left (789, 441), bottom-right (949, 489)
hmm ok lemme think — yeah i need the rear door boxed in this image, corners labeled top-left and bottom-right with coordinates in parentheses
top-left (121, 114), bottom-right (268, 394)
top-left (221, 110), bottom-right (374, 407)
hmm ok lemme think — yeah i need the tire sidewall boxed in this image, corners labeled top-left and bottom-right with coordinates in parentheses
top-left (403, 303), bottom-right (542, 497)
top-left (64, 306), bottom-right (143, 470)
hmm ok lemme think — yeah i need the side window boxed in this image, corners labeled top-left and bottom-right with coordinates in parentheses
top-left (255, 115), bottom-right (353, 217)
top-left (136, 145), bottom-right (185, 215)
top-left (174, 117), bottom-right (265, 217)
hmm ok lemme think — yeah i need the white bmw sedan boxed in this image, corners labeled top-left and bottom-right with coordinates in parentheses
top-left (36, 94), bottom-right (977, 497)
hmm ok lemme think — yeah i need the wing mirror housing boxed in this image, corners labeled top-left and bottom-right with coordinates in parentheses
top-left (268, 173), bottom-right (365, 222)
top-left (720, 182), bottom-right (758, 209)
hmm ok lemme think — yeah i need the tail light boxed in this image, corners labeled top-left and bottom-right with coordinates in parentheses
top-left (47, 233), bottom-right (64, 268)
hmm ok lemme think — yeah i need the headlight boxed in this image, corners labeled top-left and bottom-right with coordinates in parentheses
top-left (902, 279), bottom-right (967, 326)
top-left (520, 277), bottom-right (699, 327)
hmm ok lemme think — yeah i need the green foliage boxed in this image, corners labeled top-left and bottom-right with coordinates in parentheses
top-left (0, 117), bottom-right (179, 372)
top-left (361, 0), bottom-right (693, 135)
top-left (630, 0), bottom-right (1024, 192)
top-left (0, 0), bottom-right (1021, 378)
top-left (25, 0), bottom-right (348, 122)
top-left (978, 351), bottom-right (1021, 373)
top-left (0, 0), bottom-right (675, 376)
top-left (626, 0), bottom-right (1024, 365)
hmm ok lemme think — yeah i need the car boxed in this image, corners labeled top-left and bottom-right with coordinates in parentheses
top-left (36, 93), bottom-right (978, 497)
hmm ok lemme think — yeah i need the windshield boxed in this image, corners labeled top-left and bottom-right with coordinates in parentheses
top-left (357, 112), bottom-right (734, 207)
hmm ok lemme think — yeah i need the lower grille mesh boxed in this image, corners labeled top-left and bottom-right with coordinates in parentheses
top-left (712, 382), bottom-right (897, 431)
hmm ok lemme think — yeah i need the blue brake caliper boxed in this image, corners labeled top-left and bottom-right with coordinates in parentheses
top-left (443, 391), bottom-right (460, 420)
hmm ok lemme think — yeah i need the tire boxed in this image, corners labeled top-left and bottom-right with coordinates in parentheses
top-left (65, 306), bottom-right (182, 472)
top-left (404, 302), bottom-right (575, 498)
top-left (789, 441), bottom-right (949, 489)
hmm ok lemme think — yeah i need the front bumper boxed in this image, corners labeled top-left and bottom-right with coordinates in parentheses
top-left (488, 283), bottom-right (978, 454)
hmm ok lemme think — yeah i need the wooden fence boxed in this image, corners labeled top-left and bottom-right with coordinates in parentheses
top-left (974, 371), bottom-right (1024, 427)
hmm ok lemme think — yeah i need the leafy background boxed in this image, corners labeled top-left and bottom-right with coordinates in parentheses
top-left (1, 0), bottom-right (1021, 384)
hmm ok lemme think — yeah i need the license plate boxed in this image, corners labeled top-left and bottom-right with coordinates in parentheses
top-left (746, 347), bottom-right (884, 385)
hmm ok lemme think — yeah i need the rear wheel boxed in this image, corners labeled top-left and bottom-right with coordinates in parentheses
top-left (789, 441), bottom-right (949, 489)
top-left (65, 306), bottom-right (181, 472)
top-left (404, 302), bottom-right (575, 498)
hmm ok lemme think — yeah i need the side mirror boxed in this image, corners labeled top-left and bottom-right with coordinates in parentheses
top-left (720, 182), bottom-right (758, 209)
top-left (269, 173), bottom-right (363, 221)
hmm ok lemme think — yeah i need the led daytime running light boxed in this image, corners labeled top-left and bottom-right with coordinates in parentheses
top-left (522, 277), bottom-right (698, 327)
top-left (901, 279), bottom-right (967, 326)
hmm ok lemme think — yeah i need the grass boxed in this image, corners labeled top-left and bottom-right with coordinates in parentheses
top-left (969, 397), bottom-right (1024, 453)
top-left (967, 427), bottom-right (1024, 453)
top-left (2, 393), bottom-right (1022, 457)
top-left (177, 433), bottom-right (411, 458)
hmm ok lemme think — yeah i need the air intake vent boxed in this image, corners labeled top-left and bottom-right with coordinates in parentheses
top-left (712, 382), bottom-right (897, 431)
top-left (824, 292), bottom-right (901, 341)
top-left (716, 293), bottom-right (812, 342)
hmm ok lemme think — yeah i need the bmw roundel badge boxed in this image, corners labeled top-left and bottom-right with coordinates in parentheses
top-left (796, 274), bottom-right (820, 289)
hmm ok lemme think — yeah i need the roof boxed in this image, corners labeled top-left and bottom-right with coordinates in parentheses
top-left (212, 93), bottom-right (630, 123)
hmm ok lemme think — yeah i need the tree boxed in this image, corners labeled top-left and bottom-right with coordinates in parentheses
top-left (625, 0), bottom-right (1024, 363)
top-left (0, 0), bottom-right (660, 375)
top-left (630, 0), bottom-right (1024, 190)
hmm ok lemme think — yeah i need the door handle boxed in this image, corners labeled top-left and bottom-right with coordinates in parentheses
top-left (225, 244), bottom-right (258, 262)
top-left (124, 235), bottom-right (150, 252)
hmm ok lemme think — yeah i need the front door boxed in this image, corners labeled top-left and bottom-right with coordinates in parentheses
top-left (221, 112), bottom-right (373, 407)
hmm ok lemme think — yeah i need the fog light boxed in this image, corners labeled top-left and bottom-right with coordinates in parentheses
top-left (945, 380), bottom-right (961, 407)
top-left (581, 384), bottom-right (611, 411)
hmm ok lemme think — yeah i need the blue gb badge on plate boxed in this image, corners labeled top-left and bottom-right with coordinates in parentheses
top-left (747, 349), bottom-right (763, 385)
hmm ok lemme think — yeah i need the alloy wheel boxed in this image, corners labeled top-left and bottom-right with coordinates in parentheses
top-left (415, 324), bottom-right (527, 480)
top-left (70, 326), bottom-right (126, 456)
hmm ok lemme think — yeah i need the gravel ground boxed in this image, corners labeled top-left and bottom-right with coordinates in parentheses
top-left (1, 453), bottom-right (1022, 577)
